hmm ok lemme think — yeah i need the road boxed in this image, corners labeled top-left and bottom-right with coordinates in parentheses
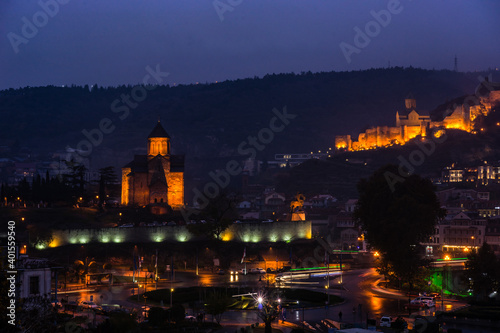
top-left (62, 267), bottom-right (496, 332)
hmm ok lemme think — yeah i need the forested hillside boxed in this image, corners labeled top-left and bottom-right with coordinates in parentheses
top-left (1, 67), bottom-right (499, 200)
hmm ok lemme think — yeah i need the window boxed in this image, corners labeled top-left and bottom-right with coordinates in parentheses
top-left (29, 276), bottom-right (40, 295)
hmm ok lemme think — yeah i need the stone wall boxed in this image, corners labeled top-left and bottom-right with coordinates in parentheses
top-left (44, 221), bottom-right (312, 248)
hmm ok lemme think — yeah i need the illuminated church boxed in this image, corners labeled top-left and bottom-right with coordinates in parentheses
top-left (121, 121), bottom-right (184, 212)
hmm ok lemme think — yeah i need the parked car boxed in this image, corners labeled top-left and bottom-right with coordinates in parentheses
top-left (50, 300), bottom-right (62, 309)
top-left (80, 301), bottom-right (98, 309)
top-left (216, 269), bottom-right (226, 275)
top-left (262, 219), bottom-right (273, 223)
top-left (380, 316), bottom-right (392, 327)
top-left (119, 224), bottom-right (134, 228)
top-left (239, 268), bottom-right (249, 275)
top-left (277, 266), bottom-right (291, 273)
top-left (64, 301), bottom-right (78, 311)
top-left (250, 268), bottom-right (266, 274)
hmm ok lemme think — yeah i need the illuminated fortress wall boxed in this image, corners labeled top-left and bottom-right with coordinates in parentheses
top-left (335, 89), bottom-right (500, 152)
top-left (43, 221), bottom-right (312, 248)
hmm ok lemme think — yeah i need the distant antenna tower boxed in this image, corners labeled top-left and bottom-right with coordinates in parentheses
top-left (454, 55), bottom-right (458, 72)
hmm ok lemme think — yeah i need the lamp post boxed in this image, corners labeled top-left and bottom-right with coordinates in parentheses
top-left (170, 288), bottom-right (174, 308)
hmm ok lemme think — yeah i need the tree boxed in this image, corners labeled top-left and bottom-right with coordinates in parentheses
top-left (204, 292), bottom-right (232, 324)
top-left (148, 307), bottom-right (166, 326)
top-left (188, 192), bottom-right (239, 239)
top-left (257, 298), bottom-right (280, 333)
top-left (354, 164), bottom-right (445, 286)
top-left (464, 242), bottom-right (499, 301)
top-left (97, 166), bottom-right (118, 208)
top-left (73, 257), bottom-right (97, 284)
top-left (63, 159), bottom-right (87, 202)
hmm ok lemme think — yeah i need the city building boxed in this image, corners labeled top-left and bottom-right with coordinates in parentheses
top-left (16, 256), bottom-right (53, 299)
top-left (425, 212), bottom-right (486, 254)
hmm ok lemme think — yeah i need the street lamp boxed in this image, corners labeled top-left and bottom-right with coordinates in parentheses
top-left (170, 288), bottom-right (174, 309)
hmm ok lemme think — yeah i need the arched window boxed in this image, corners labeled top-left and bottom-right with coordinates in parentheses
top-left (160, 198), bottom-right (164, 203)
top-left (154, 198), bottom-right (157, 203)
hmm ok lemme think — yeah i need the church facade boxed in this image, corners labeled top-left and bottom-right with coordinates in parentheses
top-left (121, 121), bottom-right (184, 212)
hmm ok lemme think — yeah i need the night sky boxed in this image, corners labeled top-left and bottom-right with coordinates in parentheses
top-left (1, 0), bottom-right (499, 90)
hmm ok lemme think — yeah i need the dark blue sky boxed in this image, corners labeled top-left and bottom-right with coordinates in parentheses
top-left (1, 0), bottom-right (499, 90)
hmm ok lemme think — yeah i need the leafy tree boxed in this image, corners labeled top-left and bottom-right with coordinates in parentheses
top-left (170, 303), bottom-right (185, 324)
top-left (188, 192), bottom-right (239, 239)
top-left (464, 242), bottom-right (499, 301)
top-left (148, 307), bottom-right (166, 326)
top-left (205, 292), bottom-right (232, 324)
top-left (257, 297), bottom-right (280, 333)
top-left (17, 296), bottom-right (59, 333)
top-left (354, 164), bottom-right (445, 287)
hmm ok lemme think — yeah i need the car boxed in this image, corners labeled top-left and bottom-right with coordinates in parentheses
top-left (410, 296), bottom-right (435, 308)
top-left (255, 268), bottom-right (266, 274)
top-left (80, 301), bottom-right (98, 309)
top-left (239, 268), bottom-right (249, 275)
top-left (277, 266), bottom-right (291, 273)
top-left (119, 224), bottom-right (134, 228)
top-left (51, 300), bottom-right (62, 309)
top-left (262, 219), bottom-right (273, 223)
top-left (380, 316), bottom-right (392, 327)
top-left (64, 301), bottom-right (78, 311)
top-left (429, 292), bottom-right (441, 299)
top-left (167, 221), bottom-right (176, 226)
top-left (216, 269), bottom-right (226, 275)
top-left (185, 315), bottom-right (196, 321)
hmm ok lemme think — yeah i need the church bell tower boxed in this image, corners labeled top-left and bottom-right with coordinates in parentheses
top-left (147, 120), bottom-right (171, 159)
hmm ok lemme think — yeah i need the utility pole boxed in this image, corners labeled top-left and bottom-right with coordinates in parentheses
top-left (195, 248), bottom-right (199, 276)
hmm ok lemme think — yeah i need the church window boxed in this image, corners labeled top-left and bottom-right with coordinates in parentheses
top-left (154, 198), bottom-right (157, 203)
top-left (160, 198), bottom-right (164, 203)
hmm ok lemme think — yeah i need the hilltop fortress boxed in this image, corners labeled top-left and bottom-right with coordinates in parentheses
top-left (335, 82), bottom-right (500, 151)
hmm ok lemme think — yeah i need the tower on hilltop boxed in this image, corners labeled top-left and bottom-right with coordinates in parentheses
top-left (405, 93), bottom-right (416, 110)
